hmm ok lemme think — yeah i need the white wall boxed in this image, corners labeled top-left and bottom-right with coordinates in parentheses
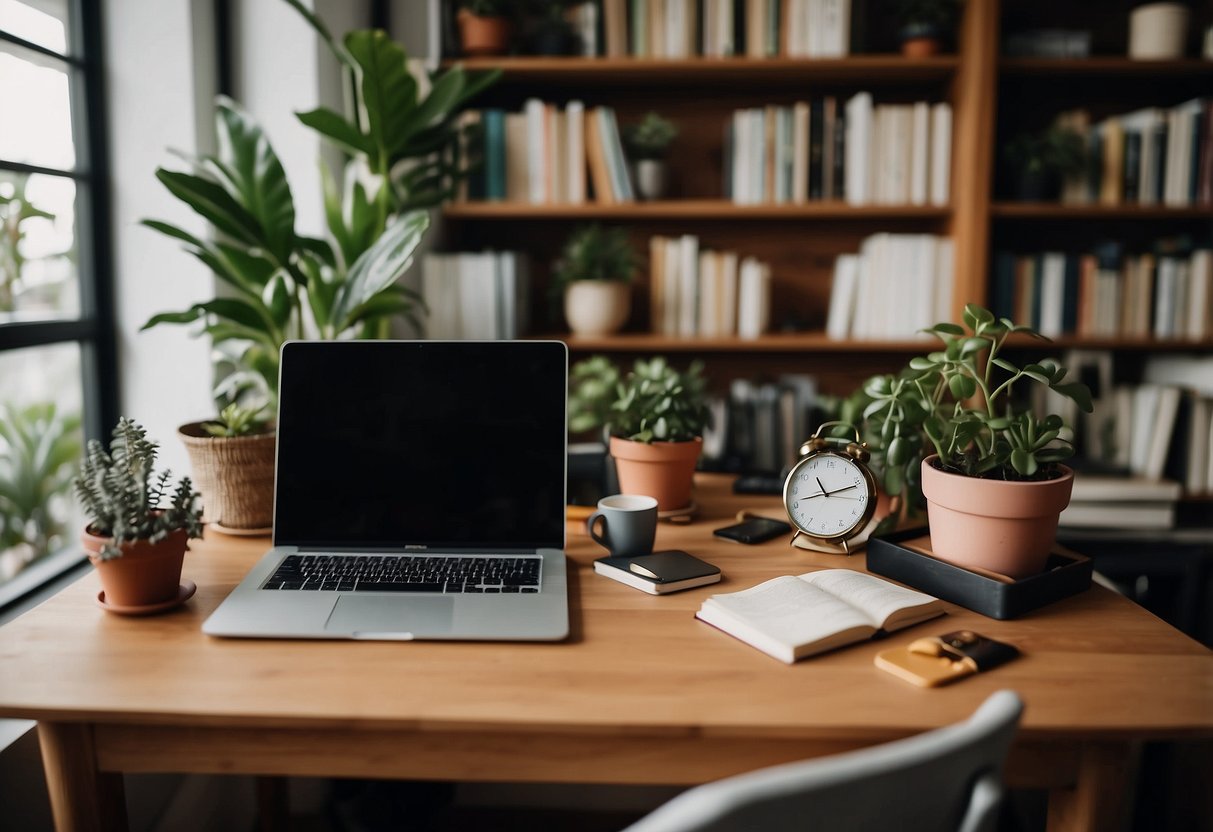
top-left (107, 0), bottom-right (218, 476)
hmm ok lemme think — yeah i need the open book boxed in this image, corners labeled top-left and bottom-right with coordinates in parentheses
top-left (695, 569), bottom-right (945, 664)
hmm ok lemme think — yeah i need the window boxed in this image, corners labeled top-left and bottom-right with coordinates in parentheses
top-left (0, 0), bottom-right (116, 607)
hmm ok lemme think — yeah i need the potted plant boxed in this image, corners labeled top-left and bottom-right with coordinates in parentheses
top-left (145, 9), bottom-right (496, 532)
top-left (1003, 125), bottom-right (1087, 201)
top-left (894, 0), bottom-right (960, 57)
top-left (177, 404), bottom-right (275, 534)
top-left (523, 1), bottom-right (578, 55)
top-left (570, 356), bottom-right (710, 511)
top-left (74, 418), bottom-right (204, 611)
top-left (864, 305), bottom-right (1093, 578)
top-left (458, 0), bottom-right (514, 56)
top-left (623, 113), bottom-right (678, 201)
top-left (553, 224), bottom-right (638, 337)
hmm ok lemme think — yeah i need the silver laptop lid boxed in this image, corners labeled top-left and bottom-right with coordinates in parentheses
top-left (273, 341), bottom-right (568, 551)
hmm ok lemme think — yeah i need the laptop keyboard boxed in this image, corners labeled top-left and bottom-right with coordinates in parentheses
top-left (260, 554), bottom-right (542, 593)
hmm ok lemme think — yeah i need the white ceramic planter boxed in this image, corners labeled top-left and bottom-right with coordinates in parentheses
top-left (564, 280), bottom-right (630, 337)
top-left (1129, 3), bottom-right (1189, 60)
top-left (632, 159), bottom-right (668, 201)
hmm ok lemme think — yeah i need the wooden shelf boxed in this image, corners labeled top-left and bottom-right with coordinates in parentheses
top-left (448, 55), bottom-right (959, 86)
top-left (991, 203), bottom-right (1213, 219)
top-left (1000, 58), bottom-right (1213, 78)
top-left (1017, 336), bottom-right (1213, 351)
top-left (444, 201), bottom-right (951, 221)
top-left (536, 333), bottom-right (943, 353)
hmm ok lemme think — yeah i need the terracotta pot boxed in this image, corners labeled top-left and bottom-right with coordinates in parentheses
top-left (610, 436), bottom-right (702, 512)
top-left (457, 9), bottom-right (512, 57)
top-left (564, 281), bottom-right (630, 337)
top-left (900, 22), bottom-right (943, 58)
top-left (82, 526), bottom-right (189, 608)
top-left (179, 424), bottom-right (276, 531)
top-left (921, 456), bottom-right (1074, 579)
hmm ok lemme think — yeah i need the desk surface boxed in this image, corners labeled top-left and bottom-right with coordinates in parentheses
top-left (2, 474), bottom-right (1210, 743)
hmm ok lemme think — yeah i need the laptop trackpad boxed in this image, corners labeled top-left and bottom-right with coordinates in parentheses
top-left (325, 596), bottom-right (454, 637)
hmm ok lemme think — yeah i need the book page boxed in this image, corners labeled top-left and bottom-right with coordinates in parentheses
top-left (702, 576), bottom-right (875, 650)
top-left (801, 570), bottom-right (943, 631)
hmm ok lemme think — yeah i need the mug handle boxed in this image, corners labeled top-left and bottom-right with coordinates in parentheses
top-left (586, 511), bottom-right (609, 548)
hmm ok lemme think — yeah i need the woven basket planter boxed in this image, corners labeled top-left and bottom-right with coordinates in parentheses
top-left (178, 423), bottom-right (276, 532)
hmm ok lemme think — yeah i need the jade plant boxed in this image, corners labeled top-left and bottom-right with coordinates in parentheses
top-left (73, 419), bottom-right (203, 560)
top-left (570, 356), bottom-right (710, 443)
top-left (854, 304), bottom-right (1093, 492)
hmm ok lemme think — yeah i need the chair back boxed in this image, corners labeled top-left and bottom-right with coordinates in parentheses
top-left (621, 689), bottom-right (1024, 832)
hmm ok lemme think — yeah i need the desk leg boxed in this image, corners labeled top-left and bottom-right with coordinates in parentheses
top-left (38, 722), bottom-right (128, 832)
top-left (1047, 741), bottom-right (1137, 832)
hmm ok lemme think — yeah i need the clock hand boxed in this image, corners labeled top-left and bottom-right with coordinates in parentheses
top-left (816, 477), bottom-right (828, 496)
top-left (821, 484), bottom-right (858, 497)
top-left (796, 492), bottom-right (826, 501)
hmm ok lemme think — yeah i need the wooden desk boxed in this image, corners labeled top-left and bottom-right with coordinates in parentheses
top-left (2, 475), bottom-right (1211, 832)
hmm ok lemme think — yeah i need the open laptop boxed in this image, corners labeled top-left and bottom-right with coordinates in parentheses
top-left (202, 340), bottom-right (569, 641)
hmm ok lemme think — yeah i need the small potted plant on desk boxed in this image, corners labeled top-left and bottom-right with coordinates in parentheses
top-left (571, 356), bottom-right (710, 513)
top-left (553, 224), bottom-right (638, 338)
top-left (623, 112), bottom-right (678, 201)
top-left (865, 305), bottom-right (1092, 579)
top-left (1003, 125), bottom-right (1087, 202)
top-left (177, 403), bottom-right (275, 535)
top-left (75, 418), bottom-right (204, 613)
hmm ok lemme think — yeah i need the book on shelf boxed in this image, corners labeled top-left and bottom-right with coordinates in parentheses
top-left (421, 251), bottom-right (529, 340)
top-left (1060, 501), bottom-right (1177, 530)
top-left (724, 94), bottom-right (950, 206)
top-left (826, 233), bottom-right (953, 340)
top-left (1069, 473), bottom-right (1183, 502)
top-left (702, 373), bottom-right (823, 475)
top-left (1056, 99), bottom-right (1211, 208)
top-left (695, 569), bottom-right (945, 664)
top-left (649, 235), bottom-right (771, 339)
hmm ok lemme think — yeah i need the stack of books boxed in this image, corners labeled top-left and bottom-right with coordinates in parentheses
top-left (702, 374), bottom-right (823, 474)
top-left (826, 233), bottom-right (954, 340)
top-left (1056, 100), bottom-right (1213, 207)
top-left (648, 235), bottom-right (772, 339)
top-left (1061, 474), bottom-right (1182, 530)
top-left (725, 94), bottom-right (952, 206)
top-left (420, 252), bottom-right (529, 340)
top-left (991, 241), bottom-right (1213, 341)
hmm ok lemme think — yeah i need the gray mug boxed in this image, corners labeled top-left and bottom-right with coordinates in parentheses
top-left (586, 494), bottom-right (658, 558)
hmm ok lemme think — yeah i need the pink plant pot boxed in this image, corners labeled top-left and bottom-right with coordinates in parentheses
top-left (921, 456), bottom-right (1074, 579)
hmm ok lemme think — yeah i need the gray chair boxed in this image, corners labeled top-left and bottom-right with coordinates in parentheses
top-left (620, 690), bottom-right (1023, 832)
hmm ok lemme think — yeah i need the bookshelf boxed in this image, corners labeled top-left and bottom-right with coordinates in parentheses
top-left (437, 0), bottom-right (1211, 396)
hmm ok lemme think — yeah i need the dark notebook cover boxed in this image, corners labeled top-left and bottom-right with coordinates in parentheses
top-left (603, 550), bottom-right (721, 583)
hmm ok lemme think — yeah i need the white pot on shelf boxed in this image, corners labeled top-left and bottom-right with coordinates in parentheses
top-left (564, 280), bottom-right (630, 337)
top-left (1129, 2), bottom-right (1189, 60)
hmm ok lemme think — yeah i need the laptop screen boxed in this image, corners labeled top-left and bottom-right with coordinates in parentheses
top-left (273, 341), bottom-right (567, 550)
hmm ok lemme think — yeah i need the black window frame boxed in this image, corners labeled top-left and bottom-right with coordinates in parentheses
top-left (0, 0), bottom-right (118, 611)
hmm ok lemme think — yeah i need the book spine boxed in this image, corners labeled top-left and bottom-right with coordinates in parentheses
top-left (808, 97), bottom-right (824, 200)
top-left (1123, 129), bottom-right (1141, 203)
top-left (484, 109), bottom-right (505, 201)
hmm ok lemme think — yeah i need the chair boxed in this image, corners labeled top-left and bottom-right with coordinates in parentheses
top-left (620, 690), bottom-right (1024, 832)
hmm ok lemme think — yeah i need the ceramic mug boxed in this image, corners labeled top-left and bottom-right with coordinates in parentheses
top-left (586, 494), bottom-right (658, 558)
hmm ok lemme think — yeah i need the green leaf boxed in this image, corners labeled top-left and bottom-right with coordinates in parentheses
top-left (450, 66), bottom-right (502, 108)
top-left (1010, 449), bottom-right (1038, 477)
top-left (948, 373), bottom-right (977, 400)
top-left (330, 211), bottom-right (430, 331)
top-left (887, 436), bottom-right (910, 466)
top-left (884, 463), bottom-right (905, 496)
top-left (965, 304), bottom-right (995, 327)
top-left (261, 273), bottom-right (292, 329)
top-left (142, 308), bottom-right (205, 329)
top-left (908, 356), bottom-right (936, 370)
top-left (345, 30), bottom-right (418, 169)
top-left (282, 0), bottom-right (349, 67)
top-left (927, 323), bottom-right (965, 337)
top-left (214, 98), bottom-right (296, 264)
top-left (394, 68), bottom-right (465, 155)
top-left (1052, 381), bottom-right (1094, 413)
top-left (959, 337), bottom-right (987, 356)
top-left (196, 298), bottom-right (271, 332)
top-left (297, 107), bottom-right (373, 156)
top-left (862, 399), bottom-right (892, 419)
top-left (140, 219), bottom-right (206, 249)
top-left (991, 358), bottom-right (1019, 374)
top-left (154, 169), bottom-right (259, 245)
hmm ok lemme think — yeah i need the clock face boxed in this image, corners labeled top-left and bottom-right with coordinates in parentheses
top-left (783, 452), bottom-right (873, 539)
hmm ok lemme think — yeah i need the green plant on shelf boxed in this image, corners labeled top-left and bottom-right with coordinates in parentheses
top-left (570, 356), bottom-right (710, 444)
top-left (551, 224), bottom-right (638, 293)
top-left (623, 113), bottom-right (678, 161)
top-left (1003, 125), bottom-right (1086, 178)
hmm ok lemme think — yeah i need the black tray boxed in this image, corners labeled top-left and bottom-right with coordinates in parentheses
top-left (867, 528), bottom-right (1093, 620)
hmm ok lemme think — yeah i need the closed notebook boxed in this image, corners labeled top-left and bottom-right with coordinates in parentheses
top-left (594, 550), bottom-right (721, 595)
top-left (696, 569), bottom-right (945, 664)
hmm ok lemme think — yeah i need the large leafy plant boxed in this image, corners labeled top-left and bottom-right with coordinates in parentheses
top-left (858, 305), bottom-right (1093, 486)
top-left (73, 419), bottom-right (203, 561)
top-left (143, 1), bottom-right (498, 410)
top-left (0, 402), bottom-right (81, 559)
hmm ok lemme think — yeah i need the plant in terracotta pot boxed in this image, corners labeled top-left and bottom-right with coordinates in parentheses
top-left (74, 418), bottom-right (203, 611)
top-left (869, 304), bottom-right (1093, 579)
top-left (553, 224), bottom-right (638, 337)
top-left (459, 0), bottom-right (515, 56)
top-left (1003, 125), bottom-right (1087, 202)
top-left (522, 0), bottom-right (579, 55)
top-left (570, 356), bottom-right (710, 511)
top-left (894, 0), bottom-right (960, 57)
top-left (177, 404), bottom-right (275, 534)
top-left (623, 112), bottom-right (678, 201)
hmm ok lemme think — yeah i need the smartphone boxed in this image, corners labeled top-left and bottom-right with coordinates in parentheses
top-left (713, 517), bottom-right (792, 544)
